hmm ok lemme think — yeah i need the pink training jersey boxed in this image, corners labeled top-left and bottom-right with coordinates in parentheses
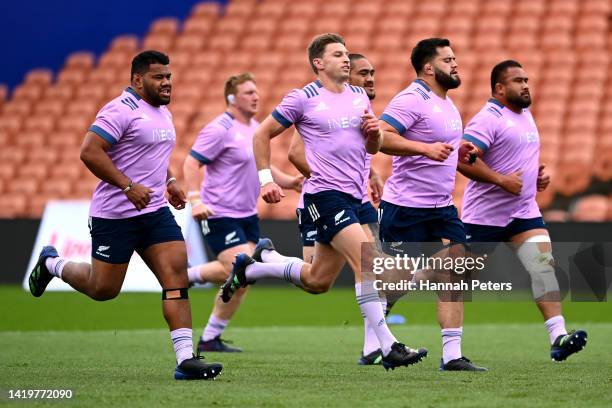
top-left (380, 79), bottom-right (463, 208)
top-left (272, 80), bottom-right (371, 201)
top-left (88, 87), bottom-right (175, 219)
top-left (190, 112), bottom-right (259, 219)
top-left (461, 99), bottom-right (542, 226)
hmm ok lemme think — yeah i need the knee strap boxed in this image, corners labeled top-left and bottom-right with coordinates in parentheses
top-left (162, 287), bottom-right (189, 300)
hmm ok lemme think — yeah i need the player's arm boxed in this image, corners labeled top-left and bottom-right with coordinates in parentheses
top-left (287, 130), bottom-right (311, 178)
top-left (369, 164), bottom-right (383, 203)
top-left (457, 147), bottom-right (523, 196)
top-left (378, 120), bottom-right (453, 161)
top-left (80, 131), bottom-right (152, 210)
top-left (182, 155), bottom-right (214, 220)
top-left (253, 114), bottom-right (291, 203)
top-left (165, 168), bottom-right (186, 210)
top-left (362, 110), bottom-right (383, 154)
top-left (270, 165), bottom-right (304, 192)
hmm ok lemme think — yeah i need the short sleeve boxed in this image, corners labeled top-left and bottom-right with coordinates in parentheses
top-left (380, 92), bottom-right (420, 137)
top-left (271, 89), bottom-right (304, 128)
top-left (89, 102), bottom-right (130, 146)
top-left (463, 109), bottom-right (497, 152)
top-left (190, 124), bottom-right (227, 164)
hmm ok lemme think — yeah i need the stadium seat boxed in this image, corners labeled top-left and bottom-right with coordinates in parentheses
top-left (190, 2), bottom-right (220, 18)
top-left (515, 0), bottom-right (546, 16)
top-left (12, 84), bottom-right (45, 101)
top-left (64, 52), bottom-right (95, 71)
top-left (381, 0), bottom-right (415, 17)
top-left (18, 161), bottom-right (48, 179)
top-left (7, 177), bottom-right (39, 196)
top-left (108, 35), bottom-right (139, 53)
top-left (542, 209), bottom-right (570, 222)
top-left (15, 130), bottom-right (45, 147)
top-left (0, 195), bottom-right (27, 218)
top-left (142, 33), bottom-right (174, 53)
top-left (149, 17), bottom-right (180, 37)
top-left (3, 100), bottom-right (32, 117)
top-left (224, 0), bottom-right (256, 18)
top-left (581, 0), bottom-right (611, 14)
top-left (570, 195), bottom-right (609, 221)
top-left (24, 69), bottom-right (54, 86)
top-left (450, 0), bottom-right (479, 16)
top-left (548, 0), bottom-right (579, 16)
top-left (57, 68), bottom-right (88, 85)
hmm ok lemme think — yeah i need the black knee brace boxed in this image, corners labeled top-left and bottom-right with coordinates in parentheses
top-left (162, 287), bottom-right (189, 300)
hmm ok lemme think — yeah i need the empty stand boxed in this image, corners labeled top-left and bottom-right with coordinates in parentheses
top-left (2, 0), bottom-right (611, 219)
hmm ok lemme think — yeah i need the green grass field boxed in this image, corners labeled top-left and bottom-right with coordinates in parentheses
top-left (1, 286), bottom-right (611, 407)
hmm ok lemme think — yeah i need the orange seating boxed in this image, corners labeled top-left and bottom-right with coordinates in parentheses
top-left (570, 195), bottom-right (609, 221)
top-left (1, 0), bottom-right (610, 219)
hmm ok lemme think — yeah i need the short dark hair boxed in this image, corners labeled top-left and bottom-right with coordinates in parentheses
top-left (349, 53), bottom-right (366, 65)
top-left (131, 50), bottom-right (170, 80)
top-left (410, 38), bottom-right (451, 74)
top-left (490, 60), bottom-right (523, 94)
top-left (307, 33), bottom-right (345, 74)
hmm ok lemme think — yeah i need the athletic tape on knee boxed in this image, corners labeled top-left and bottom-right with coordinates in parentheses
top-left (516, 235), bottom-right (559, 299)
top-left (162, 287), bottom-right (189, 300)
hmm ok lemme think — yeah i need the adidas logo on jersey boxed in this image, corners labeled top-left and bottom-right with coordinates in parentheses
top-left (225, 231), bottom-right (240, 245)
top-left (140, 113), bottom-right (151, 121)
top-left (315, 101), bottom-right (329, 111)
top-left (506, 119), bottom-right (515, 128)
top-left (432, 104), bottom-right (443, 113)
top-left (234, 132), bottom-right (244, 141)
top-left (306, 230), bottom-right (317, 238)
top-left (352, 98), bottom-right (366, 109)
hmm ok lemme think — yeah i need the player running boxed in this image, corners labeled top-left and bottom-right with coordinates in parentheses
top-left (458, 59), bottom-right (587, 362)
top-left (221, 33), bottom-right (427, 371)
top-left (287, 53), bottom-right (387, 365)
top-left (28, 51), bottom-right (222, 380)
top-left (377, 38), bottom-right (486, 371)
top-left (183, 73), bottom-right (302, 352)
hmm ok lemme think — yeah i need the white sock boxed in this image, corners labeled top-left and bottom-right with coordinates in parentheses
top-left (170, 328), bottom-right (193, 365)
top-left (187, 266), bottom-right (201, 284)
top-left (245, 260), bottom-right (304, 287)
top-left (261, 248), bottom-right (290, 263)
top-left (441, 327), bottom-right (463, 364)
top-left (363, 297), bottom-right (387, 355)
top-left (45, 257), bottom-right (66, 279)
top-left (202, 315), bottom-right (228, 341)
top-left (356, 282), bottom-right (397, 356)
top-left (544, 315), bottom-right (567, 344)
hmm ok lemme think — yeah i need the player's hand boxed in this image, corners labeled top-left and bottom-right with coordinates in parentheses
top-left (537, 164), bottom-right (550, 192)
top-left (361, 110), bottom-right (380, 139)
top-left (191, 202), bottom-right (215, 221)
top-left (125, 183), bottom-right (153, 211)
top-left (261, 182), bottom-right (285, 203)
top-left (458, 141), bottom-right (478, 164)
top-left (369, 172), bottom-right (384, 204)
top-left (424, 142), bottom-right (454, 162)
top-left (499, 170), bottom-right (524, 195)
top-left (166, 181), bottom-right (187, 210)
top-left (291, 174), bottom-right (305, 192)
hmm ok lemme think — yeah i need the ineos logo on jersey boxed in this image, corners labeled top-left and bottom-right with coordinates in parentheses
top-left (444, 119), bottom-right (462, 132)
top-left (327, 115), bottom-right (362, 131)
top-left (151, 128), bottom-right (176, 142)
top-left (521, 131), bottom-right (538, 144)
